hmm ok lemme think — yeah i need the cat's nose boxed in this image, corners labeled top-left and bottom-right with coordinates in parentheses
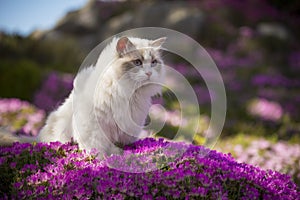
top-left (145, 72), bottom-right (152, 77)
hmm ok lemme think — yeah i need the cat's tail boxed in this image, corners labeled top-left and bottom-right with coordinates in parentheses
top-left (0, 127), bottom-right (38, 146)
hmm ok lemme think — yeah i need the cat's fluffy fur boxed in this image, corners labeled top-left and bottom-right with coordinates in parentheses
top-left (0, 37), bottom-right (166, 156)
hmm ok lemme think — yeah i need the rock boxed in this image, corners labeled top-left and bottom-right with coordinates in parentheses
top-left (54, 0), bottom-right (101, 35)
top-left (35, 0), bottom-right (205, 52)
top-left (257, 22), bottom-right (291, 40)
top-left (29, 30), bottom-right (47, 40)
top-left (100, 1), bottom-right (204, 41)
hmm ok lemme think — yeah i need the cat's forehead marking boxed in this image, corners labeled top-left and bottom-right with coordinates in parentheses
top-left (134, 48), bottom-right (149, 60)
top-left (142, 49), bottom-right (152, 60)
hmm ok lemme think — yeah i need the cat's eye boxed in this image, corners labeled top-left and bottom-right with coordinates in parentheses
top-left (151, 59), bottom-right (158, 67)
top-left (133, 59), bottom-right (142, 66)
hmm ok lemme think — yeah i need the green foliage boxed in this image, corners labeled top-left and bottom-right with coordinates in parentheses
top-left (0, 33), bottom-right (84, 100)
top-left (0, 59), bottom-right (42, 101)
top-left (0, 33), bottom-right (84, 73)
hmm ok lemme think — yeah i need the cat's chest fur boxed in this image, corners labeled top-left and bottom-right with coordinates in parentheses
top-left (94, 75), bottom-right (152, 142)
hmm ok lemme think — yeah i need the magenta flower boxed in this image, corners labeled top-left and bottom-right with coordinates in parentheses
top-left (0, 138), bottom-right (299, 199)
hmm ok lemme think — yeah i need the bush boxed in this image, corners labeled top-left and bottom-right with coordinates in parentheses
top-left (0, 138), bottom-right (299, 199)
top-left (0, 59), bottom-right (43, 101)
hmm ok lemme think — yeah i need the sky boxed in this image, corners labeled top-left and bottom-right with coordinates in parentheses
top-left (0, 0), bottom-right (88, 36)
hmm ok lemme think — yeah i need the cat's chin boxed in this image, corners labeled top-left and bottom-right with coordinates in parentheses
top-left (141, 77), bottom-right (161, 84)
top-left (142, 78), bottom-right (151, 83)
top-left (131, 79), bottom-right (149, 86)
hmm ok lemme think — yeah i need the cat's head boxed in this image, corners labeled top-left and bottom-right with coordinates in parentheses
top-left (114, 36), bottom-right (166, 84)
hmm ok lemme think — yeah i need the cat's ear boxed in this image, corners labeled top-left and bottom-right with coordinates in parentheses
top-left (116, 37), bottom-right (135, 57)
top-left (151, 37), bottom-right (167, 49)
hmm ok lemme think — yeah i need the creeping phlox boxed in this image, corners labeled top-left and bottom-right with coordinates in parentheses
top-left (0, 138), bottom-right (299, 199)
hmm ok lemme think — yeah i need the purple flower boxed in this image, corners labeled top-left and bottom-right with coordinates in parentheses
top-left (0, 98), bottom-right (45, 136)
top-left (229, 139), bottom-right (300, 187)
top-left (0, 138), bottom-right (299, 199)
top-left (33, 72), bottom-right (74, 112)
top-left (289, 51), bottom-right (300, 71)
top-left (248, 98), bottom-right (283, 121)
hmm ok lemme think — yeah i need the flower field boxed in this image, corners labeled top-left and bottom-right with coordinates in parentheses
top-left (1, 0), bottom-right (300, 199)
top-left (1, 94), bottom-right (299, 198)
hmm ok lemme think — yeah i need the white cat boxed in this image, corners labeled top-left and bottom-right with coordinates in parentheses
top-left (0, 36), bottom-right (166, 156)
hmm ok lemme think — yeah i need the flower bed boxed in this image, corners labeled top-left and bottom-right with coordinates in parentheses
top-left (0, 98), bottom-right (45, 136)
top-left (0, 138), bottom-right (299, 199)
top-left (33, 72), bottom-right (73, 112)
top-left (233, 139), bottom-right (300, 187)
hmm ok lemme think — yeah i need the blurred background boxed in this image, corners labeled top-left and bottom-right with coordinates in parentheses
top-left (0, 0), bottom-right (299, 186)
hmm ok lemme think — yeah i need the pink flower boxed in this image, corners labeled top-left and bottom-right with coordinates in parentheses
top-left (248, 98), bottom-right (283, 121)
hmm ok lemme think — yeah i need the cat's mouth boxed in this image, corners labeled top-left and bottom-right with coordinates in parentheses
top-left (143, 77), bottom-right (152, 84)
top-left (146, 76), bottom-right (151, 81)
top-left (137, 77), bottom-right (151, 83)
